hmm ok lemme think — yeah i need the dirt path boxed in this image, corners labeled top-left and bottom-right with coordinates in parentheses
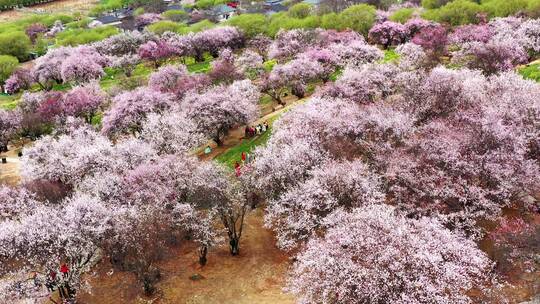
top-left (0, 148), bottom-right (21, 186)
top-left (79, 208), bottom-right (295, 304)
top-left (196, 95), bottom-right (305, 161)
top-left (78, 97), bottom-right (304, 304)
top-left (0, 0), bottom-right (98, 22)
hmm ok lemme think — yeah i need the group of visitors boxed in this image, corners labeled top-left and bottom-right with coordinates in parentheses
top-left (234, 151), bottom-right (256, 177)
top-left (245, 121), bottom-right (269, 138)
top-left (29, 263), bottom-right (74, 302)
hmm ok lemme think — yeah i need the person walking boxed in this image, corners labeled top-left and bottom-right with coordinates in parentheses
top-left (241, 151), bottom-right (246, 162)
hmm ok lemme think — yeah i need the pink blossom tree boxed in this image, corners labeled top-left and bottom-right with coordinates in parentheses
top-left (192, 26), bottom-right (245, 60)
top-left (181, 80), bottom-right (259, 145)
top-left (148, 64), bottom-right (189, 93)
top-left (451, 40), bottom-right (528, 75)
top-left (4, 68), bottom-right (33, 94)
top-left (94, 31), bottom-right (156, 56)
top-left (247, 34), bottom-right (272, 60)
top-left (265, 160), bottom-right (385, 250)
top-left (109, 54), bottom-right (141, 77)
top-left (328, 41), bottom-right (384, 68)
top-left (60, 46), bottom-right (109, 84)
top-left (404, 17), bottom-right (438, 37)
top-left (235, 49), bottom-right (264, 78)
top-left (138, 39), bottom-right (175, 67)
top-left (287, 205), bottom-right (494, 304)
top-left (140, 111), bottom-right (205, 155)
top-left (32, 46), bottom-right (72, 89)
top-left (412, 24), bottom-right (448, 59)
top-left (449, 24), bottom-right (493, 44)
top-left (25, 23), bottom-right (47, 44)
top-left (63, 82), bottom-right (106, 123)
top-left (268, 29), bottom-right (321, 61)
top-left (101, 87), bottom-right (175, 137)
top-left (368, 21), bottom-right (409, 48)
top-left (208, 49), bottom-right (244, 84)
top-left (135, 13), bottom-right (162, 28)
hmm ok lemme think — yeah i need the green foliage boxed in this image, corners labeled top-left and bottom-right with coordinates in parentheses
top-left (263, 59), bottom-right (277, 72)
top-left (0, 32), bottom-right (31, 60)
top-left (519, 63), bottom-right (540, 82)
top-left (389, 8), bottom-right (415, 23)
top-left (91, 112), bottom-right (103, 126)
top-left (147, 20), bottom-right (187, 34)
top-left (0, 55), bottom-right (18, 84)
top-left (421, 0), bottom-right (450, 9)
top-left (381, 49), bottom-right (400, 63)
top-left (267, 13), bottom-right (320, 36)
top-left (0, 94), bottom-right (19, 110)
top-left (320, 12), bottom-right (339, 29)
top-left (215, 115), bottom-right (279, 168)
top-left (227, 14), bottom-right (267, 38)
top-left (194, 0), bottom-right (226, 9)
top-left (179, 19), bottom-right (215, 34)
top-left (337, 4), bottom-right (376, 36)
top-left (187, 60), bottom-right (211, 73)
top-left (65, 17), bottom-right (92, 29)
top-left (134, 7), bottom-right (145, 16)
top-left (528, 0), bottom-right (540, 17)
top-left (55, 26), bottom-right (119, 46)
top-left (422, 0), bottom-right (482, 26)
top-left (481, 0), bottom-right (528, 17)
top-left (162, 9), bottom-right (188, 22)
top-left (289, 3), bottom-right (313, 19)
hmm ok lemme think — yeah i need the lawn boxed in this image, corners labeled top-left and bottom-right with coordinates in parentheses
top-left (0, 93), bottom-right (19, 110)
top-left (519, 63), bottom-right (540, 82)
top-left (216, 114), bottom-right (281, 168)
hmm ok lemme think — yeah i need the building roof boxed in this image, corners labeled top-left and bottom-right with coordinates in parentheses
top-left (303, 0), bottom-right (321, 4)
top-left (267, 3), bottom-right (287, 12)
top-left (96, 15), bottom-right (121, 24)
top-left (166, 4), bottom-right (184, 11)
top-left (211, 4), bottom-right (236, 15)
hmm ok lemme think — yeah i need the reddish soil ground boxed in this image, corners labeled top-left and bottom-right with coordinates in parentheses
top-left (78, 208), bottom-right (295, 304)
top-left (0, 0), bottom-right (98, 22)
top-left (0, 145), bottom-right (22, 186)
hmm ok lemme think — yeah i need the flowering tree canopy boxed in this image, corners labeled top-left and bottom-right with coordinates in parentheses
top-left (287, 205), bottom-right (494, 304)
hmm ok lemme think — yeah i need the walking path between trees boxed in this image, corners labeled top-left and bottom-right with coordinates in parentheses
top-left (80, 98), bottom-right (304, 303)
top-left (196, 95), bottom-right (307, 163)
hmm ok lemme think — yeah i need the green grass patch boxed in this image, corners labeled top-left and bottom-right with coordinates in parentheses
top-left (216, 114), bottom-right (281, 168)
top-left (519, 63), bottom-right (540, 82)
top-left (0, 94), bottom-right (19, 110)
top-left (187, 60), bottom-right (211, 73)
top-left (381, 49), bottom-right (400, 63)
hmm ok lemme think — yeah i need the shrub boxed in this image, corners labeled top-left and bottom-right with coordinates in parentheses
top-left (162, 9), bottom-right (188, 22)
top-left (0, 31), bottom-right (31, 61)
top-left (147, 21), bottom-right (186, 35)
top-left (289, 3), bottom-right (313, 19)
top-left (227, 14), bottom-right (267, 38)
top-left (338, 4), bottom-right (377, 36)
top-left (481, 0), bottom-right (528, 18)
top-left (527, 0), bottom-right (540, 17)
top-left (422, 0), bottom-right (483, 26)
top-left (421, 0), bottom-right (449, 9)
top-left (368, 21), bottom-right (409, 48)
top-left (55, 26), bottom-right (119, 46)
top-left (389, 8), bottom-right (415, 23)
top-left (519, 63), bottom-right (540, 82)
top-left (0, 55), bottom-right (18, 86)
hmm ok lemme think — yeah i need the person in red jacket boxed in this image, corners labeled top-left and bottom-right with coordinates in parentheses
top-left (60, 264), bottom-right (69, 277)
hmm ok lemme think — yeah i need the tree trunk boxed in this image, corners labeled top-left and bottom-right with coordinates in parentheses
top-left (198, 246), bottom-right (208, 266)
top-left (229, 238), bottom-right (240, 256)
